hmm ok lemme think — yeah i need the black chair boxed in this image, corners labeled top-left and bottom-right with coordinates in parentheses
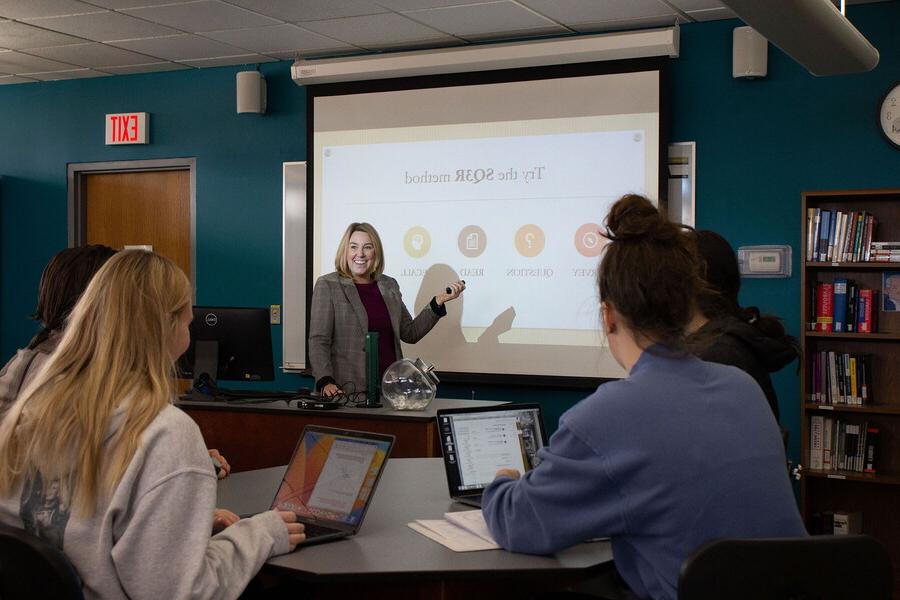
top-left (0, 524), bottom-right (83, 600)
top-left (678, 534), bottom-right (892, 600)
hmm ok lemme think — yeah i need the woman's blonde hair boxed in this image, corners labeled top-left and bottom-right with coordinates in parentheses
top-left (334, 222), bottom-right (385, 280)
top-left (0, 250), bottom-right (192, 515)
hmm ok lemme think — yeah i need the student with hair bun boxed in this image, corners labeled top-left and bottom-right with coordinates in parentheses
top-left (481, 195), bottom-right (805, 600)
top-left (686, 230), bottom-right (799, 423)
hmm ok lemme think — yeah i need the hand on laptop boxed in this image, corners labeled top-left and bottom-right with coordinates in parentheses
top-left (278, 511), bottom-right (307, 550)
top-left (495, 468), bottom-right (521, 480)
top-left (208, 449), bottom-right (231, 479)
top-left (212, 508), bottom-right (240, 533)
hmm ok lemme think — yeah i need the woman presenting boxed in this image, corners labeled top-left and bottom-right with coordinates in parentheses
top-left (309, 222), bottom-right (464, 397)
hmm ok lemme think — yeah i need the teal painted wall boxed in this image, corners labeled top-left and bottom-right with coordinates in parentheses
top-left (2, 2), bottom-right (898, 461)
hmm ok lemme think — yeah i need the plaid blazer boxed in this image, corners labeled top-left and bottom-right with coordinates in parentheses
top-left (308, 272), bottom-right (441, 392)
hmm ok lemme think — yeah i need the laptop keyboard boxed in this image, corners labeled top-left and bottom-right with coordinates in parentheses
top-left (302, 522), bottom-right (340, 539)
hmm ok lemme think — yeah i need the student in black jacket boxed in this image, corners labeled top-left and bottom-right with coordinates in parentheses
top-left (686, 230), bottom-right (799, 423)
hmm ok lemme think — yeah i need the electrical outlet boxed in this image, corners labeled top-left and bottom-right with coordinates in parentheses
top-left (269, 304), bottom-right (281, 325)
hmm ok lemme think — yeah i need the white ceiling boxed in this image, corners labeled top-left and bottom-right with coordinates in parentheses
top-left (0, 0), bottom-right (888, 85)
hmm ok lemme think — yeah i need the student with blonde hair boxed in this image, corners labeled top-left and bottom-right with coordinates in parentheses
top-left (0, 250), bottom-right (303, 599)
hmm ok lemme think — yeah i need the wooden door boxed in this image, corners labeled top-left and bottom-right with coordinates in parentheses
top-left (84, 170), bottom-right (191, 282)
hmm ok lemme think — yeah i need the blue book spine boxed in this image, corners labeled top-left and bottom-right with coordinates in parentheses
top-left (832, 278), bottom-right (848, 332)
top-left (818, 210), bottom-right (831, 261)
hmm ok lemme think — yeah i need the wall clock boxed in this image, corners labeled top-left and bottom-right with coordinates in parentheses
top-left (880, 82), bottom-right (900, 149)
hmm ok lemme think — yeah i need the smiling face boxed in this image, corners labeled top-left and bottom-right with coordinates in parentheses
top-left (347, 231), bottom-right (376, 283)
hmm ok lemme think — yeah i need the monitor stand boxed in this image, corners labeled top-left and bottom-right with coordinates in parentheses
top-left (192, 340), bottom-right (219, 394)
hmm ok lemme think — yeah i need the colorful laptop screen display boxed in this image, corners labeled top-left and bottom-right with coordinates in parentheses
top-left (271, 429), bottom-right (392, 525)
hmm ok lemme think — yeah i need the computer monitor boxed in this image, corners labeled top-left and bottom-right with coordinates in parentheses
top-left (178, 306), bottom-right (274, 383)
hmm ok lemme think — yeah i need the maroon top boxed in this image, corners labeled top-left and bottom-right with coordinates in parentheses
top-left (355, 281), bottom-right (397, 378)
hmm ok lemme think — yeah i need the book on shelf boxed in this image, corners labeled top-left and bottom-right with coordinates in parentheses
top-left (808, 351), bottom-right (872, 405)
top-left (816, 282), bottom-right (834, 332)
top-left (810, 281), bottom-right (878, 334)
top-left (808, 416), bottom-right (877, 474)
top-left (804, 209), bottom-right (880, 262)
top-left (864, 427), bottom-right (879, 473)
top-left (833, 511), bottom-right (863, 535)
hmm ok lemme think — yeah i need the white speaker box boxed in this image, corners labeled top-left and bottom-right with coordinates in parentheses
top-left (733, 26), bottom-right (767, 79)
top-left (236, 71), bottom-right (267, 114)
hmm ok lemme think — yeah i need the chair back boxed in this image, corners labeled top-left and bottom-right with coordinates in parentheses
top-left (678, 534), bottom-right (892, 600)
top-left (0, 524), bottom-right (84, 600)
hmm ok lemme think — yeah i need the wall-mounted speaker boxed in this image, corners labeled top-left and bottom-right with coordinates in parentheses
top-left (733, 26), bottom-right (767, 79)
top-left (236, 71), bottom-right (267, 114)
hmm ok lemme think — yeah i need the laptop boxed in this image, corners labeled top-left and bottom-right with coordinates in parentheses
top-left (436, 403), bottom-right (547, 508)
top-left (267, 425), bottom-right (395, 547)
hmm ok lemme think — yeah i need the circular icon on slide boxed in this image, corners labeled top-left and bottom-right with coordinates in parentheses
top-left (574, 223), bottom-right (605, 257)
top-left (403, 226), bottom-right (431, 258)
top-left (458, 225), bottom-right (487, 258)
top-left (515, 224), bottom-right (545, 258)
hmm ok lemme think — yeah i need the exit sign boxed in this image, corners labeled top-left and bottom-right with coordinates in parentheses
top-left (105, 112), bottom-right (148, 145)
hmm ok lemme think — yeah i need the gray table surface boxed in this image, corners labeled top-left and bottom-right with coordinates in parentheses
top-left (217, 457), bottom-right (613, 581)
top-left (181, 397), bottom-right (503, 422)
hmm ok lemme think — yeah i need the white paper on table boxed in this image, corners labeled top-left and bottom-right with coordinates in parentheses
top-left (408, 520), bottom-right (500, 552)
top-left (443, 510), bottom-right (497, 544)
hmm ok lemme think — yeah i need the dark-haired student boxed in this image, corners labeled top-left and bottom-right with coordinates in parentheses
top-left (481, 195), bottom-right (805, 600)
top-left (685, 230), bottom-right (799, 423)
top-left (0, 245), bottom-right (118, 416)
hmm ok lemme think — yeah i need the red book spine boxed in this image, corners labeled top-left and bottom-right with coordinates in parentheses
top-left (858, 289), bottom-right (874, 333)
top-left (816, 283), bottom-right (834, 332)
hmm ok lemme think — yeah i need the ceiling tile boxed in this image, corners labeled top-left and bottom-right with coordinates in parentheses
top-left (0, 74), bottom-right (39, 83)
top-left (518, 0), bottom-right (678, 25)
top-left (570, 14), bottom-right (686, 33)
top-left (202, 23), bottom-right (356, 54)
top-left (177, 53), bottom-right (276, 67)
top-left (267, 48), bottom-right (360, 60)
top-left (123, 1), bottom-right (281, 33)
top-left (102, 61), bottom-right (192, 73)
top-left (24, 11), bottom-right (181, 41)
top-left (225, 0), bottom-right (389, 22)
top-left (685, 7), bottom-right (735, 21)
top-left (111, 33), bottom-right (249, 60)
top-left (0, 20), bottom-right (87, 49)
top-left (0, 0), bottom-right (103, 20)
top-left (300, 13), bottom-right (457, 49)
top-left (377, 0), bottom-right (490, 9)
top-left (663, 0), bottom-right (723, 11)
top-left (87, 0), bottom-right (202, 8)
top-left (0, 49), bottom-right (78, 72)
top-left (22, 68), bottom-right (110, 80)
top-left (406, 2), bottom-right (567, 40)
top-left (26, 42), bottom-right (161, 67)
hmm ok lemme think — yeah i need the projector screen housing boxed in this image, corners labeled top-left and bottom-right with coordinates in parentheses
top-left (302, 59), bottom-right (669, 387)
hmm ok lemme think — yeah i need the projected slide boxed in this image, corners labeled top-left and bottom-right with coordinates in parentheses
top-left (310, 69), bottom-right (661, 380)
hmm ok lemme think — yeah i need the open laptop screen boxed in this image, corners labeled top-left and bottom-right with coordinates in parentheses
top-left (438, 404), bottom-right (546, 496)
top-left (271, 426), bottom-right (393, 528)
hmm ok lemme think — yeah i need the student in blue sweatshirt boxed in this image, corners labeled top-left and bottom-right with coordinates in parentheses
top-left (481, 195), bottom-right (806, 600)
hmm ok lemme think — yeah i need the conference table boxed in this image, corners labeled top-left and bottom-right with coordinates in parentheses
top-left (217, 458), bottom-right (614, 600)
top-left (180, 397), bottom-right (502, 472)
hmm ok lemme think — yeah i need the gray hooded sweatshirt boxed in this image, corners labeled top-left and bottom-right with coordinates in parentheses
top-left (0, 403), bottom-right (289, 599)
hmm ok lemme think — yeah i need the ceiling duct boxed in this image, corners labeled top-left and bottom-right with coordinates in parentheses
top-left (719, 0), bottom-right (878, 76)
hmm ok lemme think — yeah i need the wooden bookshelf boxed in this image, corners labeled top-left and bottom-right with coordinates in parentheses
top-left (801, 189), bottom-right (900, 595)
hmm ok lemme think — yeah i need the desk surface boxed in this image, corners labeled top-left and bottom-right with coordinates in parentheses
top-left (217, 457), bottom-right (612, 581)
top-left (180, 397), bottom-right (500, 422)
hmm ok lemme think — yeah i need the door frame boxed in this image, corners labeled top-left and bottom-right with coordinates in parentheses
top-left (67, 157), bottom-right (197, 298)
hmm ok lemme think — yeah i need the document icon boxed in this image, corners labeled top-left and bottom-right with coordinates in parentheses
top-left (466, 233), bottom-right (479, 250)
